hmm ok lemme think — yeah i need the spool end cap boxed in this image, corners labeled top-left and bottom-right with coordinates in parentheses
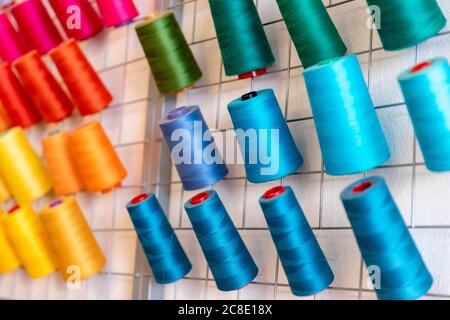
top-left (352, 181), bottom-right (373, 193)
top-left (191, 192), bottom-right (209, 205)
top-left (264, 186), bottom-right (286, 199)
top-left (131, 193), bottom-right (149, 205)
top-left (238, 68), bottom-right (267, 80)
top-left (168, 106), bottom-right (190, 120)
top-left (411, 61), bottom-right (432, 73)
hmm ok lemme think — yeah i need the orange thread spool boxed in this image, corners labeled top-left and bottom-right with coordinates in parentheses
top-left (69, 122), bottom-right (127, 193)
top-left (42, 131), bottom-right (85, 196)
top-left (0, 101), bottom-right (11, 132)
top-left (50, 39), bottom-right (113, 116)
top-left (13, 50), bottom-right (74, 123)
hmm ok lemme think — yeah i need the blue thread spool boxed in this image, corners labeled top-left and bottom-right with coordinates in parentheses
top-left (259, 186), bottom-right (334, 296)
top-left (398, 58), bottom-right (450, 172)
top-left (184, 190), bottom-right (258, 291)
top-left (126, 193), bottom-right (192, 284)
top-left (341, 177), bottom-right (433, 300)
top-left (160, 105), bottom-right (228, 190)
top-left (304, 55), bottom-right (390, 175)
top-left (227, 89), bottom-right (304, 183)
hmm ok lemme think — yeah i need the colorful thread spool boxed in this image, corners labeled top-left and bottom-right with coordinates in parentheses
top-left (0, 127), bottom-right (52, 205)
top-left (366, 0), bottom-right (446, 51)
top-left (96, 0), bottom-right (138, 28)
top-left (10, 0), bottom-right (64, 55)
top-left (341, 176), bottom-right (433, 300)
top-left (0, 176), bottom-right (11, 204)
top-left (69, 122), bottom-right (127, 193)
top-left (160, 106), bottom-right (228, 191)
top-left (40, 197), bottom-right (106, 281)
top-left (0, 11), bottom-right (29, 63)
top-left (126, 193), bottom-right (192, 284)
top-left (50, 39), bottom-right (113, 116)
top-left (228, 89), bottom-right (303, 183)
top-left (43, 131), bottom-right (85, 196)
top-left (208, 0), bottom-right (274, 79)
top-left (276, 0), bottom-right (347, 69)
top-left (0, 213), bottom-right (21, 274)
top-left (13, 50), bottom-right (74, 123)
top-left (49, 0), bottom-right (104, 41)
top-left (4, 204), bottom-right (56, 279)
top-left (303, 55), bottom-right (390, 175)
top-left (184, 190), bottom-right (258, 291)
top-left (0, 63), bottom-right (41, 128)
top-left (0, 101), bottom-right (11, 132)
top-left (135, 11), bottom-right (202, 94)
top-left (259, 186), bottom-right (334, 296)
top-left (398, 58), bottom-right (450, 172)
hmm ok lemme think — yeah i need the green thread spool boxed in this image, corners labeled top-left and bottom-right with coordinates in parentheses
top-left (276, 0), bottom-right (347, 69)
top-left (209, 0), bottom-right (275, 79)
top-left (366, 0), bottom-right (446, 51)
top-left (135, 11), bottom-right (202, 94)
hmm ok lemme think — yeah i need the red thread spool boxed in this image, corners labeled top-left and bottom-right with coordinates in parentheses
top-left (238, 68), bottom-right (267, 80)
top-left (352, 181), bottom-right (372, 193)
top-left (96, 0), bottom-right (139, 28)
top-left (190, 192), bottom-right (209, 205)
top-left (263, 186), bottom-right (286, 199)
top-left (411, 61), bottom-right (432, 74)
top-left (131, 193), bottom-right (149, 205)
top-left (13, 50), bottom-right (74, 123)
top-left (0, 12), bottom-right (30, 63)
top-left (50, 39), bottom-right (112, 116)
top-left (0, 63), bottom-right (41, 128)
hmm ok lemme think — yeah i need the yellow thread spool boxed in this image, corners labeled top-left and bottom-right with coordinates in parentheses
top-left (40, 197), bottom-right (106, 281)
top-left (0, 211), bottom-right (21, 274)
top-left (3, 205), bottom-right (56, 279)
top-left (0, 176), bottom-right (11, 204)
top-left (0, 127), bottom-right (52, 205)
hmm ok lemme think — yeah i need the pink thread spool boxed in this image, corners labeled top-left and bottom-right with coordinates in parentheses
top-left (96, 0), bottom-right (138, 28)
top-left (11, 0), bottom-right (64, 55)
top-left (0, 12), bottom-right (29, 63)
top-left (48, 0), bottom-right (104, 41)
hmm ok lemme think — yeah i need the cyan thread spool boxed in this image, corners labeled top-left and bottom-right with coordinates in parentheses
top-left (227, 89), bottom-right (303, 183)
top-left (303, 55), bottom-right (390, 175)
top-left (208, 0), bottom-right (275, 79)
top-left (341, 176), bottom-right (433, 300)
top-left (159, 105), bottom-right (228, 191)
top-left (184, 190), bottom-right (258, 291)
top-left (398, 58), bottom-right (450, 172)
top-left (259, 186), bottom-right (334, 296)
top-left (126, 193), bottom-right (192, 284)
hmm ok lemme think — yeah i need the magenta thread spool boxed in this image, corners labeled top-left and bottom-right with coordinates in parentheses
top-left (0, 12), bottom-right (30, 63)
top-left (96, 0), bottom-right (139, 28)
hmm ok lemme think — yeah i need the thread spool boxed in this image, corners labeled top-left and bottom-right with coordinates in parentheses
top-left (0, 63), bottom-right (41, 128)
top-left (13, 50), bottom-right (74, 123)
top-left (126, 193), bottom-right (192, 284)
top-left (0, 213), bottom-right (21, 274)
top-left (69, 122), bottom-right (127, 193)
top-left (184, 190), bottom-right (258, 291)
top-left (303, 55), bottom-right (390, 175)
top-left (398, 58), bottom-right (450, 172)
top-left (341, 177), bottom-right (433, 300)
top-left (49, 0), bottom-right (104, 41)
top-left (135, 11), bottom-right (202, 94)
top-left (276, 0), bottom-right (347, 69)
top-left (0, 101), bottom-right (11, 132)
top-left (366, 0), bottom-right (446, 51)
top-left (10, 0), bottom-right (64, 55)
top-left (228, 89), bottom-right (303, 183)
top-left (0, 12), bottom-right (29, 63)
top-left (259, 186), bottom-right (334, 296)
top-left (159, 106), bottom-right (228, 191)
top-left (42, 131), bottom-right (85, 196)
top-left (50, 39), bottom-right (113, 116)
top-left (208, 0), bottom-right (274, 79)
top-left (40, 197), bottom-right (106, 281)
top-left (96, 0), bottom-right (138, 28)
top-left (0, 175), bottom-right (11, 204)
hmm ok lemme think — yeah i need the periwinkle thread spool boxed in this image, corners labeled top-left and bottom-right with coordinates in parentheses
top-left (303, 55), bottom-right (390, 175)
top-left (126, 193), bottom-right (192, 284)
top-left (135, 11), bottom-right (202, 94)
top-left (398, 58), bottom-right (450, 172)
top-left (276, 0), bottom-right (347, 69)
top-left (184, 190), bottom-right (258, 291)
top-left (259, 186), bottom-right (334, 296)
top-left (209, 0), bottom-right (275, 79)
top-left (0, 12), bottom-right (30, 63)
top-left (159, 106), bottom-right (228, 191)
top-left (227, 89), bottom-right (303, 183)
top-left (96, 0), bottom-right (139, 28)
top-left (366, 0), bottom-right (446, 51)
top-left (341, 177), bottom-right (433, 300)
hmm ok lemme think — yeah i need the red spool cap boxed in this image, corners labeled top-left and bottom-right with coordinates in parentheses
top-left (411, 61), bottom-right (432, 73)
top-left (264, 186), bottom-right (286, 199)
top-left (191, 192), bottom-right (209, 205)
top-left (238, 68), bottom-right (267, 80)
top-left (131, 193), bottom-right (149, 205)
top-left (352, 181), bottom-right (373, 193)
top-left (8, 204), bottom-right (20, 214)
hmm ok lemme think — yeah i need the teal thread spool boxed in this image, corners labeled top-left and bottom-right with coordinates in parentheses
top-left (208, 0), bottom-right (275, 79)
top-left (276, 0), bottom-right (347, 69)
top-left (366, 0), bottom-right (446, 51)
top-left (135, 11), bottom-right (202, 94)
